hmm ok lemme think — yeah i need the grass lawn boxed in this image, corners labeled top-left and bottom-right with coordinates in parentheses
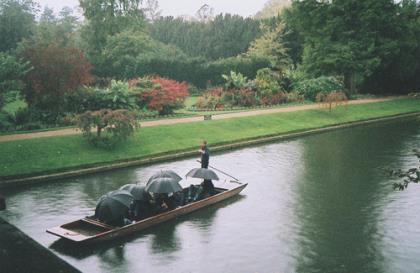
top-left (1, 98), bottom-right (420, 179)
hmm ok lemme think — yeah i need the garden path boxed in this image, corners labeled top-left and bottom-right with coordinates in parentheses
top-left (0, 97), bottom-right (399, 142)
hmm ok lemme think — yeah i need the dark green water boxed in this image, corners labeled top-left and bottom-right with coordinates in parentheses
top-left (2, 118), bottom-right (420, 273)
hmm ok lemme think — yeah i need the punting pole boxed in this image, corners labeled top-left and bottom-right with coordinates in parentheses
top-left (197, 160), bottom-right (241, 182)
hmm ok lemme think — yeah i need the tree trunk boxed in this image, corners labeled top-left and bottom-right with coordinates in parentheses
top-left (97, 126), bottom-right (102, 137)
top-left (344, 71), bottom-right (356, 95)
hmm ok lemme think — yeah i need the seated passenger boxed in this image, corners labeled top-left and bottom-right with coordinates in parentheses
top-left (130, 192), bottom-right (155, 220)
top-left (165, 192), bottom-right (184, 209)
top-left (152, 193), bottom-right (170, 214)
top-left (201, 179), bottom-right (215, 198)
top-left (187, 184), bottom-right (203, 202)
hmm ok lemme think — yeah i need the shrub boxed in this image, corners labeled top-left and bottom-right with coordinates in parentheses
top-left (64, 81), bottom-right (138, 114)
top-left (130, 76), bottom-right (189, 115)
top-left (286, 91), bottom-right (305, 103)
top-left (116, 55), bottom-right (271, 89)
top-left (236, 88), bottom-right (257, 107)
top-left (0, 111), bottom-right (12, 131)
top-left (255, 68), bottom-right (282, 95)
top-left (188, 84), bottom-right (201, 96)
top-left (77, 109), bottom-right (138, 149)
top-left (316, 91), bottom-right (348, 111)
top-left (260, 91), bottom-right (288, 106)
top-left (293, 76), bottom-right (345, 101)
top-left (194, 87), bottom-right (224, 109)
top-left (222, 71), bottom-right (248, 90)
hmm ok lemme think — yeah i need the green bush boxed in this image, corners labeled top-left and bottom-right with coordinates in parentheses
top-left (0, 111), bottom-right (12, 131)
top-left (255, 68), bottom-right (282, 95)
top-left (108, 55), bottom-right (271, 89)
top-left (292, 76), bottom-right (345, 101)
top-left (64, 81), bottom-right (138, 113)
top-left (222, 71), bottom-right (248, 89)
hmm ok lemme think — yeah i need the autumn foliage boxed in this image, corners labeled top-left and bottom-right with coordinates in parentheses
top-left (129, 76), bottom-right (188, 115)
top-left (77, 109), bottom-right (138, 148)
top-left (21, 44), bottom-right (93, 111)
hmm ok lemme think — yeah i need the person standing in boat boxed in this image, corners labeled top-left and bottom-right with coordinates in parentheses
top-left (199, 140), bottom-right (210, 169)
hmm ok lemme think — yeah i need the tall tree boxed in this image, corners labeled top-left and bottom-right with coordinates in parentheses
top-left (254, 0), bottom-right (291, 19)
top-left (0, 0), bottom-right (38, 52)
top-left (196, 4), bottom-right (214, 22)
top-left (142, 0), bottom-right (162, 21)
top-left (247, 21), bottom-right (291, 70)
top-left (0, 52), bottom-right (31, 109)
top-left (362, 0), bottom-right (420, 94)
top-left (34, 7), bottom-right (80, 48)
top-left (20, 43), bottom-right (93, 112)
top-left (79, 0), bottom-right (146, 74)
top-left (287, 0), bottom-right (401, 94)
top-left (150, 14), bottom-right (262, 60)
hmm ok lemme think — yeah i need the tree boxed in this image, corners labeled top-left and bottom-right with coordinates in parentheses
top-left (0, 52), bottom-right (31, 109)
top-left (101, 30), bottom-right (187, 79)
top-left (361, 0), bottom-right (420, 94)
top-left (254, 0), bottom-right (291, 19)
top-left (20, 43), bottom-right (93, 112)
top-left (77, 109), bottom-right (138, 148)
top-left (79, 0), bottom-right (146, 75)
top-left (286, 0), bottom-right (401, 94)
top-left (143, 0), bottom-right (162, 21)
top-left (247, 21), bottom-right (291, 70)
top-left (196, 4), bottom-right (214, 22)
top-left (0, 0), bottom-right (38, 52)
top-left (150, 14), bottom-right (262, 60)
top-left (34, 6), bottom-right (80, 48)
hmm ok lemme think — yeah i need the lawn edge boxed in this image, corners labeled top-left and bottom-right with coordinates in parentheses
top-left (1, 111), bottom-right (419, 188)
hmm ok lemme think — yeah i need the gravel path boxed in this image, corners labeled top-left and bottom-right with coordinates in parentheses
top-left (0, 97), bottom-right (398, 142)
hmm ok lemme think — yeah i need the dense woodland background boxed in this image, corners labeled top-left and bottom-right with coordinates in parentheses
top-left (1, 0), bottom-right (420, 132)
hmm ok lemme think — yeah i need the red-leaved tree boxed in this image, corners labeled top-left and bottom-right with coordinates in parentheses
top-left (21, 43), bottom-right (93, 112)
top-left (130, 76), bottom-right (189, 115)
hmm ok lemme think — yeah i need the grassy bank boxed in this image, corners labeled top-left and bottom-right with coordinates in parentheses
top-left (1, 98), bottom-right (419, 179)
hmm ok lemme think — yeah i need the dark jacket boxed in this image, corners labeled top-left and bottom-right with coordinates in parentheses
top-left (201, 145), bottom-right (210, 168)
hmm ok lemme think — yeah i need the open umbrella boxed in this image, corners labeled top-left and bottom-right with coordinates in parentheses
top-left (145, 170), bottom-right (183, 194)
top-left (119, 184), bottom-right (148, 201)
top-left (94, 190), bottom-right (134, 224)
top-left (186, 168), bottom-right (219, 181)
top-left (147, 170), bottom-right (182, 185)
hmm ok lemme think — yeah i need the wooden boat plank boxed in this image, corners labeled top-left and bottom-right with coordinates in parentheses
top-left (47, 183), bottom-right (247, 244)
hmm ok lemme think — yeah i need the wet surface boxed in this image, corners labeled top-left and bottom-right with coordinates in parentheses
top-left (2, 118), bottom-right (420, 272)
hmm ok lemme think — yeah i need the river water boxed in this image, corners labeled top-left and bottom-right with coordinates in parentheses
top-left (2, 118), bottom-right (420, 273)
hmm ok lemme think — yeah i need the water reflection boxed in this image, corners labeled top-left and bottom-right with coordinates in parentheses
top-left (2, 118), bottom-right (420, 272)
top-left (294, 120), bottom-right (418, 273)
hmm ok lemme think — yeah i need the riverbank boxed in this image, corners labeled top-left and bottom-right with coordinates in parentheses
top-left (1, 98), bottom-right (419, 185)
top-left (0, 217), bottom-right (80, 273)
top-left (0, 96), bottom-right (395, 142)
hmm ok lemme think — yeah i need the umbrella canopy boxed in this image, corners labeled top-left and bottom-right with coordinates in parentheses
top-left (145, 177), bottom-right (183, 193)
top-left (94, 190), bottom-right (134, 223)
top-left (119, 184), bottom-right (148, 201)
top-left (186, 168), bottom-right (219, 181)
top-left (147, 170), bottom-right (182, 185)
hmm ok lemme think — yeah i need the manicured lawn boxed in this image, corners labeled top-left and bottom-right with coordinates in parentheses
top-left (1, 98), bottom-right (420, 178)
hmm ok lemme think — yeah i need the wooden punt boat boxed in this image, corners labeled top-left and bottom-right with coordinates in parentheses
top-left (47, 183), bottom-right (247, 244)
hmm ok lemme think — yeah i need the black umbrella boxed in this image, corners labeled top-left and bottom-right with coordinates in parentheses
top-left (94, 190), bottom-right (134, 223)
top-left (186, 168), bottom-right (219, 181)
top-left (147, 170), bottom-right (182, 185)
top-left (119, 184), bottom-right (148, 201)
top-left (145, 170), bottom-right (183, 194)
